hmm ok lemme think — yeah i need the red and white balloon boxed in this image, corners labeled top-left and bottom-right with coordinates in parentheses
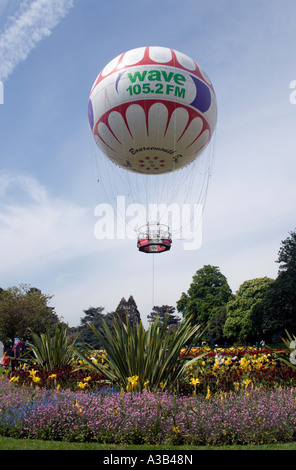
top-left (88, 46), bottom-right (217, 174)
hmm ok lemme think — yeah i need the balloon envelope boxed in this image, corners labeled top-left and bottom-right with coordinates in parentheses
top-left (88, 46), bottom-right (217, 175)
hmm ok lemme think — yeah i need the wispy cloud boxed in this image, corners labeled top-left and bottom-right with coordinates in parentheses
top-left (0, 0), bottom-right (75, 82)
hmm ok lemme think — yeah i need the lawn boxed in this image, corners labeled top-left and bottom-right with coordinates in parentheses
top-left (1, 435), bottom-right (296, 450)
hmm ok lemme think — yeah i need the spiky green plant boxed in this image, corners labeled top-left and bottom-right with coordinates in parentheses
top-left (26, 324), bottom-right (76, 370)
top-left (273, 330), bottom-right (296, 370)
top-left (72, 314), bottom-right (207, 392)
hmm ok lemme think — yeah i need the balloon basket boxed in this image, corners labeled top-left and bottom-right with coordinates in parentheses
top-left (137, 222), bottom-right (172, 253)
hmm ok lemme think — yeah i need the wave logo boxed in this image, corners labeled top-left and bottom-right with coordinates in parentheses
top-left (289, 340), bottom-right (296, 365)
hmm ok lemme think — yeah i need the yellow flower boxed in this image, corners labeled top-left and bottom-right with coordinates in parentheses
top-left (48, 374), bottom-right (57, 379)
top-left (234, 382), bottom-right (240, 391)
top-left (128, 375), bottom-right (139, 385)
top-left (206, 386), bottom-right (211, 399)
top-left (243, 379), bottom-right (252, 389)
top-left (74, 400), bottom-right (83, 413)
top-left (32, 376), bottom-right (41, 383)
top-left (78, 381), bottom-right (88, 389)
top-left (212, 362), bottom-right (219, 372)
top-left (56, 384), bottom-right (61, 391)
top-left (126, 375), bottom-right (139, 392)
top-left (144, 380), bottom-right (150, 389)
top-left (83, 376), bottom-right (92, 382)
top-left (190, 377), bottom-right (200, 386)
top-left (225, 357), bottom-right (232, 366)
top-left (172, 425), bottom-right (180, 434)
top-left (28, 369), bottom-right (37, 376)
top-left (190, 377), bottom-right (200, 396)
top-left (9, 376), bottom-right (19, 383)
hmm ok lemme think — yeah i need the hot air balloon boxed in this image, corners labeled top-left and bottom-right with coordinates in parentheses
top-left (88, 46), bottom-right (217, 253)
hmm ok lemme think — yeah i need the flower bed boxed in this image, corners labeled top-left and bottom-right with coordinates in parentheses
top-left (4, 347), bottom-right (296, 395)
top-left (3, 364), bottom-right (108, 392)
top-left (182, 348), bottom-right (296, 395)
top-left (1, 347), bottom-right (296, 446)
top-left (1, 378), bottom-right (296, 445)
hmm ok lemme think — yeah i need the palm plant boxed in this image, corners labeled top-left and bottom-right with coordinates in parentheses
top-left (26, 323), bottom-right (76, 370)
top-left (72, 314), bottom-right (207, 391)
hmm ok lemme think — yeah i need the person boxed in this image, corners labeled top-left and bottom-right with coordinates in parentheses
top-left (260, 339), bottom-right (266, 350)
top-left (231, 355), bottom-right (239, 365)
top-left (13, 340), bottom-right (23, 359)
top-left (0, 351), bottom-right (11, 368)
top-left (11, 340), bottom-right (23, 370)
top-left (215, 352), bottom-right (223, 366)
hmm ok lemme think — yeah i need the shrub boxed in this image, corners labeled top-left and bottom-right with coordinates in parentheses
top-left (26, 324), bottom-right (76, 370)
top-left (72, 314), bottom-right (207, 392)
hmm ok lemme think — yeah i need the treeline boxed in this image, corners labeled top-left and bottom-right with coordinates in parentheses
top-left (69, 297), bottom-right (181, 349)
top-left (177, 229), bottom-right (296, 345)
top-left (0, 230), bottom-right (295, 348)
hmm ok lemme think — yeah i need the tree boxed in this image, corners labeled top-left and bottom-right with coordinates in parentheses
top-left (0, 284), bottom-right (58, 346)
top-left (115, 296), bottom-right (141, 326)
top-left (177, 265), bottom-right (233, 333)
top-left (147, 305), bottom-right (180, 328)
top-left (223, 277), bottom-right (274, 343)
top-left (255, 229), bottom-right (296, 341)
top-left (277, 229), bottom-right (296, 274)
top-left (206, 306), bottom-right (228, 345)
top-left (74, 307), bottom-right (105, 349)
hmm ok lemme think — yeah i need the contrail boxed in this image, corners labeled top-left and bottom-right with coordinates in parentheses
top-left (0, 0), bottom-right (75, 82)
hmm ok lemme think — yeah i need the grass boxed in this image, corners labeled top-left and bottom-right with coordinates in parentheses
top-left (1, 436), bottom-right (296, 450)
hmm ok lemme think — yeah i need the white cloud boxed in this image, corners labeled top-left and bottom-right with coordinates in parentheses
top-left (0, 0), bottom-right (75, 82)
top-left (0, 171), bottom-right (95, 275)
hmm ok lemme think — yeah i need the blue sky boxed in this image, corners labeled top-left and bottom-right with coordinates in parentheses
top-left (0, 0), bottom-right (295, 327)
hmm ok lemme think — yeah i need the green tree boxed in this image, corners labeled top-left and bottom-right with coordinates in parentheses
top-left (147, 305), bottom-right (180, 328)
top-left (115, 296), bottom-right (141, 326)
top-left (277, 229), bottom-right (296, 274)
top-left (74, 307), bottom-right (105, 349)
top-left (223, 277), bottom-right (274, 343)
top-left (255, 230), bottom-right (296, 342)
top-left (0, 284), bottom-right (57, 346)
top-left (177, 265), bottom-right (233, 338)
top-left (206, 306), bottom-right (228, 345)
